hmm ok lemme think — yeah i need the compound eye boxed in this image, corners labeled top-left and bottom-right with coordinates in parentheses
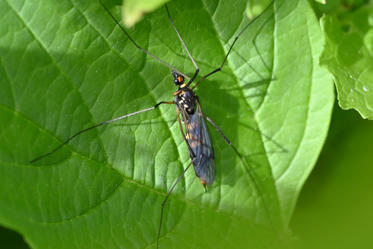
top-left (174, 79), bottom-right (179, 84)
top-left (177, 76), bottom-right (184, 83)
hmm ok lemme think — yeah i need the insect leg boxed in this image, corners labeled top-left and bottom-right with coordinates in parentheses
top-left (157, 157), bottom-right (196, 249)
top-left (98, 0), bottom-right (189, 80)
top-left (165, 5), bottom-right (199, 85)
top-left (204, 115), bottom-right (272, 223)
top-left (30, 101), bottom-right (174, 164)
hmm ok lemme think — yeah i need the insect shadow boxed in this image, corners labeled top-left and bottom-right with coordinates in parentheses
top-left (29, 0), bottom-right (285, 248)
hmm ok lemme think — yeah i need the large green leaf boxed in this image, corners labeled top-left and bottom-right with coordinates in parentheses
top-left (320, 3), bottom-right (373, 119)
top-left (0, 0), bottom-right (333, 248)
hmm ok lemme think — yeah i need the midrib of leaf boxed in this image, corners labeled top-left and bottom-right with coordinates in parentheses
top-left (263, 0), bottom-right (334, 224)
top-left (274, 2), bottom-right (314, 222)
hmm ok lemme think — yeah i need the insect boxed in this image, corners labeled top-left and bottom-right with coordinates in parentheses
top-left (30, 0), bottom-right (281, 248)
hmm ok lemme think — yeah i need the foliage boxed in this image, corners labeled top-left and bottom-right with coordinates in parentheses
top-left (320, 1), bottom-right (373, 119)
top-left (122, 0), bottom-right (171, 27)
top-left (4, 0), bottom-right (372, 248)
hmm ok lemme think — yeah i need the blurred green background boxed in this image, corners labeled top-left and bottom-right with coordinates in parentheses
top-left (291, 104), bottom-right (373, 249)
top-left (1, 0), bottom-right (372, 248)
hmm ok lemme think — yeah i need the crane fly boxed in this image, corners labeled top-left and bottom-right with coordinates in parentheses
top-left (30, 0), bottom-right (282, 248)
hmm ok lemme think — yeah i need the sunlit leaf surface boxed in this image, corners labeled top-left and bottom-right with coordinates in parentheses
top-left (321, 5), bottom-right (373, 119)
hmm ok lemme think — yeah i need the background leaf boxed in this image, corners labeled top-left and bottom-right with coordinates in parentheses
top-left (244, 0), bottom-right (273, 19)
top-left (0, 0), bottom-right (333, 248)
top-left (314, 0), bottom-right (327, 4)
top-left (121, 0), bottom-right (171, 27)
top-left (320, 1), bottom-right (373, 119)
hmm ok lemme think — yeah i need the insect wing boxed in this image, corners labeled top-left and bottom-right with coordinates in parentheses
top-left (185, 103), bottom-right (216, 185)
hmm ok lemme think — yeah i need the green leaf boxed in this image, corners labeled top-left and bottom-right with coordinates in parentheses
top-left (122, 0), bottom-right (171, 27)
top-left (245, 0), bottom-right (273, 19)
top-left (320, 4), bottom-right (373, 119)
top-left (314, 0), bottom-right (327, 4)
top-left (0, 0), bottom-right (333, 248)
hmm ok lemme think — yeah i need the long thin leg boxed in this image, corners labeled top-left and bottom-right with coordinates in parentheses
top-left (204, 115), bottom-right (272, 225)
top-left (30, 101), bottom-right (174, 163)
top-left (191, 68), bottom-right (220, 90)
top-left (98, 0), bottom-right (189, 80)
top-left (165, 5), bottom-right (199, 85)
top-left (229, 6), bottom-right (276, 79)
top-left (191, 1), bottom-right (275, 90)
top-left (157, 158), bottom-right (196, 249)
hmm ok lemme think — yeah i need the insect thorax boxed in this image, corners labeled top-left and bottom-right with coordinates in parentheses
top-left (174, 87), bottom-right (196, 115)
